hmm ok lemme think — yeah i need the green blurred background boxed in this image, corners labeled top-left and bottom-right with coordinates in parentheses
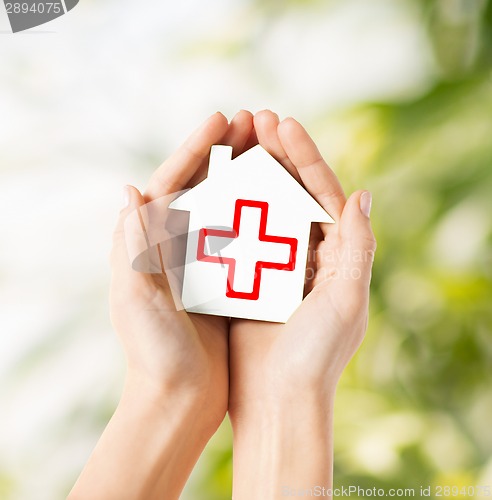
top-left (1, 0), bottom-right (491, 498)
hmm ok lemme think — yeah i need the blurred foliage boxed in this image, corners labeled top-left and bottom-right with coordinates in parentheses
top-left (330, 73), bottom-right (492, 490)
top-left (183, 0), bottom-right (492, 498)
top-left (0, 473), bottom-right (14, 499)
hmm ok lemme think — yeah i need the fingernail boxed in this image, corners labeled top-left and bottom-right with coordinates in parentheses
top-left (122, 185), bottom-right (130, 209)
top-left (360, 191), bottom-right (372, 218)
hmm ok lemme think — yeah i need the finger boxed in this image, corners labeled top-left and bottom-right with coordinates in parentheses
top-left (144, 112), bottom-right (229, 200)
top-left (110, 185), bottom-right (152, 303)
top-left (277, 117), bottom-right (346, 222)
top-left (338, 190), bottom-right (377, 291)
top-left (243, 125), bottom-right (259, 151)
top-left (223, 109), bottom-right (254, 157)
top-left (254, 110), bottom-right (302, 183)
top-left (188, 110), bottom-right (254, 186)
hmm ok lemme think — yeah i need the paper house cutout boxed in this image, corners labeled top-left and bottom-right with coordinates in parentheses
top-left (169, 145), bottom-right (334, 323)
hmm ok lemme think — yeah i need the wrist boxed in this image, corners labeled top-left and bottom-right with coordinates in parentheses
top-left (229, 381), bottom-right (337, 423)
top-left (123, 371), bottom-right (203, 412)
top-left (230, 387), bottom-right (336, 433)
top-left (70, 372), bottom-right (217, 500)
top-left (122, 370), bottom-right (226, 439)
top-left (230, 390), bottom-right (336, 499)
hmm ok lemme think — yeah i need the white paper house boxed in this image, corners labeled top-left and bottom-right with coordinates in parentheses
top-left (169, 145), bottom-right (334, 323)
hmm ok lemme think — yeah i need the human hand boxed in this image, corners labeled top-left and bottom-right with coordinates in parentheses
top-left (71, 110), bottom-right (375, 500)
top-left (110, 111), bottom-right (257, 428)
top-left (69, 112), bottom-right (257, 500)
top-left (228, 110), bottom-right (376, 497)
top-left (229, 110), bottom-right (376, 405)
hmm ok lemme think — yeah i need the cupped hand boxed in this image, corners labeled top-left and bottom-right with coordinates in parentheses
top-left (110, 111), bottom-right (256, 430)
top-left (229, 110), bottom-right (377, 416)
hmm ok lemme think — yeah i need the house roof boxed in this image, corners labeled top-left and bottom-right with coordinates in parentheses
top-left (169, 144), bottom-right (335, 224)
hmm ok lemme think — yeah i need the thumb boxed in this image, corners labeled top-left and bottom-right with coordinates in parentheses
top-left (338, 190), bottom-right (377, 291)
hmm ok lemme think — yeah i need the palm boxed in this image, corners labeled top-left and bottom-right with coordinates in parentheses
top-left (113, 273), bottom-right (228, 389)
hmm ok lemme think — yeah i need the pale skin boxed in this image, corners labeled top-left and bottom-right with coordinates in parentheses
top-left (68, 110), bottom-right (376, 500)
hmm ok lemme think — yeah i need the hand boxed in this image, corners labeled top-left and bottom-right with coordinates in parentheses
top-left (228, 111), bottom-right (376, 497)
top-left (70, 111), bottom-right (256, 500)
top-left (111, 111), bottom-right (257, 427)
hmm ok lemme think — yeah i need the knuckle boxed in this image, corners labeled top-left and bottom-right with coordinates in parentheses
top-left (363, 234), bottom-right (377, 254)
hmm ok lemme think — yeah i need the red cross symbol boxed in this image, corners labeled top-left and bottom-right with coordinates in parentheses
top-left (197, 199), bottom-right (298, 301)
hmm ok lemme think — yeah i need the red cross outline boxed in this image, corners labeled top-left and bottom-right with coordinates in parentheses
top-left (196, 199), bottom-right (298, 301)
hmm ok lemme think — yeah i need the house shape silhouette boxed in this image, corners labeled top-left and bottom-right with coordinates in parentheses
top-left (169, 144), bottom-right (334, 323)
